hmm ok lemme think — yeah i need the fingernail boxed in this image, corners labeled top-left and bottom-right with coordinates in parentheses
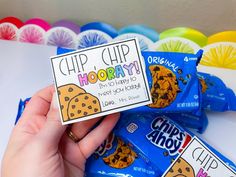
top-left (52, 92), bottom-right (59, 109)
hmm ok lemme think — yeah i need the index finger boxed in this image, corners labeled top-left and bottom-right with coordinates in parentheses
top-left (78, 113), bottom-right (120, 158)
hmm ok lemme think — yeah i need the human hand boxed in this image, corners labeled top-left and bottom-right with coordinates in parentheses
top-left (1, 85), bottom-right (120, 177)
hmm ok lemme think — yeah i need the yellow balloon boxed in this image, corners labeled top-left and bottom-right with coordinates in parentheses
top-left (208, 31), bottom-right (236, 44)
top-left (200, 42), bottom-right (236, 70)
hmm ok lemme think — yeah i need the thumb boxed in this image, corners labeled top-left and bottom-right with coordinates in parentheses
top-left (37, 92), bottom-right (67, 149)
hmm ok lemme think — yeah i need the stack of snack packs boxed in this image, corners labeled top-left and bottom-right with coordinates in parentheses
top-left (123, 50), bottom-right (210, 133)
top-left (85, 113), bottom-right (236, 176)
top-left (13, 46), bottom-right (236, 176)
top-left (84, 49), bottom-right (236, 176)
top-left (118, 113), bottom-right (236, 176)
top-left (123, 50), bottom-right (236, 133)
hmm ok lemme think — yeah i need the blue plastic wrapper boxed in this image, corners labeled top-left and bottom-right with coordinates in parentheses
top-left (198, 72), bottom-right (236, 112)
top-left (57, 47), bottom-right (74, 55)
top-left (126, 50), bottom-right (203, 115)
top-left (115, 112), bottom-right (236, 175)
top-left (15, 97), bottom-right (31, 124)
top-left (164, 111), bottom-right (208, 134)
top-left (85, 133), bottom-right (160, 177)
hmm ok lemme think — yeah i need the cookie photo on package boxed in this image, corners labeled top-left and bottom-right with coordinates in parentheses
top-left (85, 133), bottom-right (159, 177)
top-left (127, 50), bottom-right (203, 114)
top-left (51, 38), bottom-right (152, 124)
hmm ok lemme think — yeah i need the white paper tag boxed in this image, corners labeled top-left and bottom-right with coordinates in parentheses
top-left (162, 137), bottom-right (236, 177)
top-left (51, 38), bottom-right (152, 124)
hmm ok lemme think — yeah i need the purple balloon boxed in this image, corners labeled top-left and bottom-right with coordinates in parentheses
top-left (53, 20), bottom-right (80, 34)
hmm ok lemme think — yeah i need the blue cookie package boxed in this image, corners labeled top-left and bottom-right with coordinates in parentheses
top-left (85, 133), bottom-right (160, 177)
top-left (165, 111), bottom-right (208, 134)
top-left (114, 112), bottom-right (236, 175)
top-left (57, 47), bottom-right (74, 55)
top-left (198, 72), bottom-right (236, 112)
top-left (15, 97), bottom-right (31, 124)
top-left (126, 50), bottom-right (203, 115)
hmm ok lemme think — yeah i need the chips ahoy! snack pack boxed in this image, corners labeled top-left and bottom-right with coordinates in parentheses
top-left (127, 50), bottom-right (203, 115)
top-left (115, 113), bottom-right (192, 174)
top-left (115, 112), bottom-right (236, 175)
top-left (198, 72), bottom-right (236, 112)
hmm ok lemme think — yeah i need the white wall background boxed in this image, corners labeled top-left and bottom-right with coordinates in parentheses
top-left (0, 0), bottom-right (236, 35)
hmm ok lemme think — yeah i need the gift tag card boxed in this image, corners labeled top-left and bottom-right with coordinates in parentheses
top-left (162, 137), bottom-right (236, 177)
top-left (51, 38), bottom-right (152, 124)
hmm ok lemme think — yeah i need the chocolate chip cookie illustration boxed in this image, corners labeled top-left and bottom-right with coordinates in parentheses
top-left (67, 93), bottom-right (101, 119)
top-left (164, 157), bottom-right (195, 177)
top-left (103, 138), bottom-right (137, 169)
top-left (58, 84), bottom-right (86, 121)
top-left (148, 65), bottom-right (180, 108)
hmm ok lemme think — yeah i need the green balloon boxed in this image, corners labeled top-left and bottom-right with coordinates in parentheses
top-left (160, 27), bottom-right (207, 47)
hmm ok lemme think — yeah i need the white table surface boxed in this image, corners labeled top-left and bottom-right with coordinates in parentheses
top-left (0, 40), bottom-right (235, 172)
